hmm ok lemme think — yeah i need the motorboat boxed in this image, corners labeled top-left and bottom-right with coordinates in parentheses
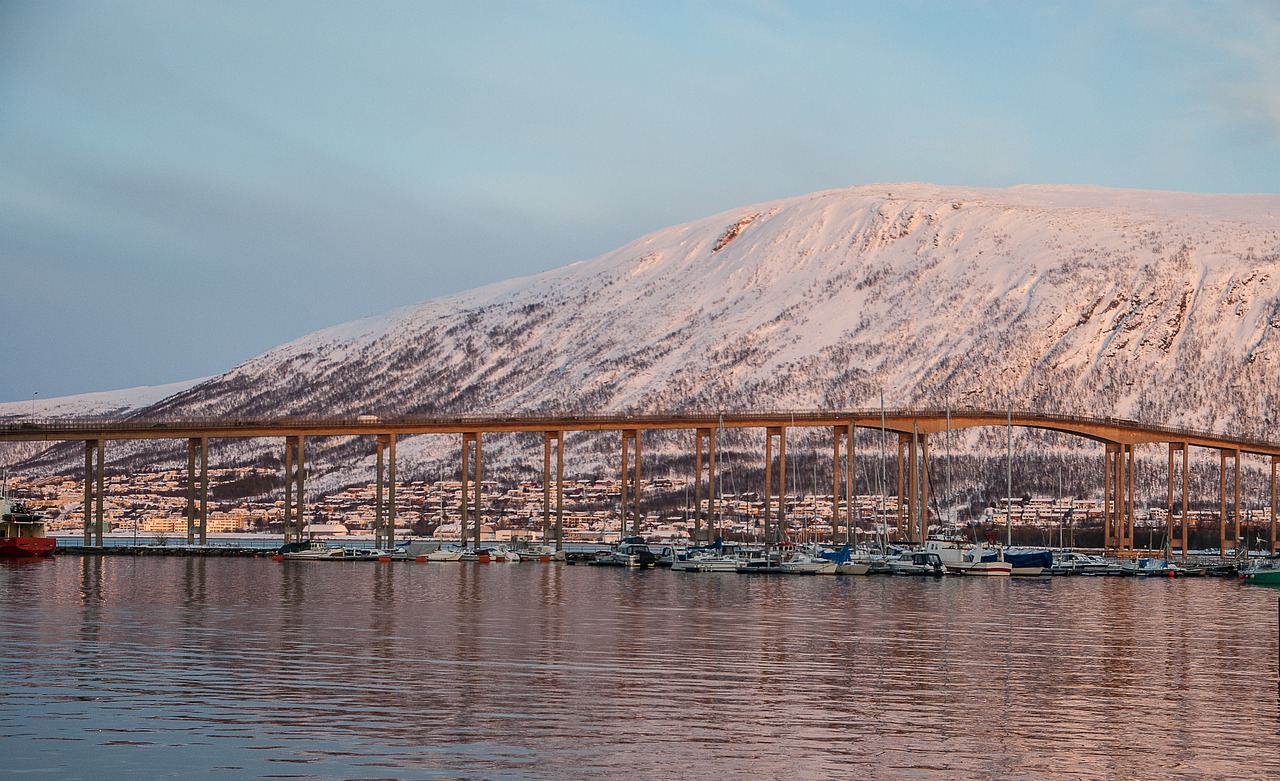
top-left (885, 551), bottom-right (946, 575)
top-left (276, 539), bottom-right (344, 560)
top-left (779, 550), bottom-right (838, 575)
top-left (735, 548), bottom-right (784, 574)
top-left (589, 538), bottom-right (659, 568)
top-left (671, 539), bottom-right (743, 572)
top-left (514, 544), bottom-right (566, 562)
top-left (671, 549), bottom-right (738, 572)
top-left (925, 537), bottom-right (1011, 576)
top-left (1048, 551), bottom-right (1122, 576)
top-left (1122, 557), bottom-right (1204, 577)
top-left (461, 544), bottom-right (521, 562)
top-left (1241, 555), bottom-right (1280, 585)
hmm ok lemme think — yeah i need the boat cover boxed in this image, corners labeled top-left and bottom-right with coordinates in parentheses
top-left (1003, 550), bottom-right (1053, 569)
top-left (819, 545), bottom-right (852, 564)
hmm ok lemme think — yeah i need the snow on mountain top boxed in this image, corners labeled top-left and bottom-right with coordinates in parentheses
top-left (238, 183), bottom-right (1280, 364)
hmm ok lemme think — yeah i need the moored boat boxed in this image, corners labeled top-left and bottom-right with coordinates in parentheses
top-left (461, 544), bottom-right (521, 562)
top-left (278, 542), bottom-right (358, 560)
top-left (1121, 557), bottom-right (1205, 577)
top-left (886, 551), bottom-right (946, 575)
top-left (1241, 555), bottom-right (1280, 584)
top-left (779, 549), bottom-right (838, 575)
top-left (1004, 549), bottom-right (1053, 576)
top-left (926, 537), bottom-right (1011, 576)
top-left (514, 543), bottom-right (566, 562)
top-left (0, 498), bottom-right (55, 557)
top-left (1049, 551), bottom-right (1122, 576)
top-left (589, 537), bottom-right (660, 568)
top-left (425, 545), bottom-right (465, 562)
top-left (390, 539), bottom-right (441, 561)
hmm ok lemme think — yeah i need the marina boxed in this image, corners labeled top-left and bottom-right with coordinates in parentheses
top-left (40, 533), bottom-right (1275, 581)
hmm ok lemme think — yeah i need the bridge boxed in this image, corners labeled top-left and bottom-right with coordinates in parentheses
top-left (4, 409), bottom-right (1278, 556)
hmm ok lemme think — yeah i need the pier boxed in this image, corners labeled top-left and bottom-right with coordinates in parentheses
top-left (5, 408), bottom-right (1280, 556)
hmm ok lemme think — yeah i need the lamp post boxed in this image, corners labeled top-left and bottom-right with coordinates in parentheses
top-left (31, 391), bottom-right (38, 419)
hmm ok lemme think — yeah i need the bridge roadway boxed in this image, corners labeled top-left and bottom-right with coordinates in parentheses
top-left (4, 408), bottom-right (1278, 556)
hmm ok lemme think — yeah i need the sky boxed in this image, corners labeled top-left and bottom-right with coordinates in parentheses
top-left (2, 0), bottom-right (1278, 403)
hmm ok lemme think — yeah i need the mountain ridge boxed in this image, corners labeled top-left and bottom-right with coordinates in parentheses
top-left (13, 182), bottom-right (1280, 488)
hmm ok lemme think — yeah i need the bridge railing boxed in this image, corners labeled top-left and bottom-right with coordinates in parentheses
top-left (2, 408), bottom-right (1275, 452)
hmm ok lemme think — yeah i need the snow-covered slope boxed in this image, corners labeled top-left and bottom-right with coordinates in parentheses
top-left (20, 183), bottom-right (1280, 486)
top-left (154, 183), bottom-right (1280, 426)
top-left (0, 377), bottom-right (209, 470)
top-left (0, 378), bottom-right (209, 419)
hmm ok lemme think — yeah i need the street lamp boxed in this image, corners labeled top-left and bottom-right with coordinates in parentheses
top-left (31, 391), bottom-right (38, 419)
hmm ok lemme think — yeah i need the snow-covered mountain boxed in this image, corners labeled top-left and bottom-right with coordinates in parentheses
top-left (0, 378), bottom-right (209, 420)
top-left (18, 183), bottom-right (1280, 488)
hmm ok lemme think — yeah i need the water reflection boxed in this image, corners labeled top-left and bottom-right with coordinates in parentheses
top-left (1, 557), bottom-right (1278, 779)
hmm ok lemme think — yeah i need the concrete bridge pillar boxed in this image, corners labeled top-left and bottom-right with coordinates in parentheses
top-left (82, 439), bottom-right (104, 546)
top-left (1167, 443), bottom-right (1190, 559)
top-left (374, 434), bottom-right (396, 549)
top-left (833, 424), bottom-right (854, 545)
top-left (1269, 456), bottom-right (1279, 555)
top-left (764, 426), bottom-right (786, 546)
top-left (896, 432), bottom-right (924, 544)
top-left (620, 429), bottom-right (641, 537)
top-left (1104, 444), bottom-right (1135, 553)
top-left (693, 428), bottom-right (716, 543)
top-left (1271, 456), bottom-right (1278, 555)
top-left (542, 431), bottom-right (564, 550)
top-left (461, 433), bottom-right (482, 549)
top-left (283, 436), bottom-right (305, 543)
top-left (186, 437), bottom-right (208, 545)
top-left (1219, 449), bottom-right (1241, 557)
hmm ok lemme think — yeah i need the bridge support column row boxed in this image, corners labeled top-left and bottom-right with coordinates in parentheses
top-left (82, 439), bottom-right (104, 546)
top-left (620, 430), bottom-right (641, 537)
top-left (283, 436), bottom-right (305, 544)
top-left (461, 433), bottom-right (482, 549)
top-left (1104, 444), bottom-right (1135, 552)
top-left (186, 437), bottom-right (208, 545)
top-left (763, 427), bottom-right (786, 546)
top-left (542, 431), bottom-right (564, 551)
top-left (693, 428), bottom-right (716, 543)
top-left (374, 434), bottom-right (396, 549)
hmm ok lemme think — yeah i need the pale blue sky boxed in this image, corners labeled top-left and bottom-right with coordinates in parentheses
top-left (2, 0), bottom-right (1278, 402)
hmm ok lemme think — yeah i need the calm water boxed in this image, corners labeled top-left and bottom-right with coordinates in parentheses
top-left (2, 557), bottom-right (1278, 780)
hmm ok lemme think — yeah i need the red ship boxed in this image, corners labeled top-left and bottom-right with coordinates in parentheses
top-left (1, 498), bottom-right (55, 557)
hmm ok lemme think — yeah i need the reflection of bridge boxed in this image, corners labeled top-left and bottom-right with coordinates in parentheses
top-left (5, 409), bottom-right (1278, 556)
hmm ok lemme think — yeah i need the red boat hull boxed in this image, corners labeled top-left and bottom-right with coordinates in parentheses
top-left (0, 537), bottom-right (56, 557)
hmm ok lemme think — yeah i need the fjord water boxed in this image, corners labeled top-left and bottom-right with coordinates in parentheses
top-left (2, 557), bottom-right (1277, 780)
